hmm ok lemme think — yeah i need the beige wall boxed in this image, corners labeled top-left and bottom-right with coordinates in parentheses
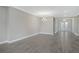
top-left (72, 16), bottom-right (79, 35)
top-left (78, 17), bottom-right (79, 34)
top-left (0, 7), bottom-right (8, 42)
top-left (7, 7), bottom-right (40, 41)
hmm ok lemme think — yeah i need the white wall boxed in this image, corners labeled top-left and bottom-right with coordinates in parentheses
top-left (72, 17), bottom-right (77, 34)
top-left (77, 17), bottom-right (79, 34)
top-left (0, 7), bottom-right (8, 42)
top-left (72, 16), bottom-right (79, 35)
top-left (39, 17), bottom-right (53, 34)
top-left (7, 7), bottom-right (40, 41)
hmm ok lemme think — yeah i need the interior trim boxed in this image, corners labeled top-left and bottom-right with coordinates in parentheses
top-left (8, 33), bottom-right (39, 43)
top-left (39, 32), bottom-right (53, 35)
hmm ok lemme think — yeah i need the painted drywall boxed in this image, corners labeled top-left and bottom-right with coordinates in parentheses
top-left (72, 17), bottom-right (79, 35)
top-left (77, 17), bottom-right (79, 34)
top-left (0, 7), bottom-right (8, 42)
top-left (39, 17), bottom-right (53, 34)
top-left (7, 7), bottom-right (40, 41)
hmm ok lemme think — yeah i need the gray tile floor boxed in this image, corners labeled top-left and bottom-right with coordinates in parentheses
top-left (0, 32), bottom-right (79, 53)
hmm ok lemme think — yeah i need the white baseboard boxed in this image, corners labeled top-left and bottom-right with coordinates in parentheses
top-left (74, 33), bottom-right (79, 36)
top-left (39, 32), bottom-right (53, 35)
top-left (8, 33), bottom-right (39, 43)
top-left (0, 41), bottom-right (8, 44)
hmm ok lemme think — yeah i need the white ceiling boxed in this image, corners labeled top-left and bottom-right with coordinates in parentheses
top-left (12, 6), bottom-right (79, 17)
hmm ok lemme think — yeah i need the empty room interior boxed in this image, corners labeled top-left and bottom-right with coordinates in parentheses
top-left (0, 6), bottom-right (79, 53)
